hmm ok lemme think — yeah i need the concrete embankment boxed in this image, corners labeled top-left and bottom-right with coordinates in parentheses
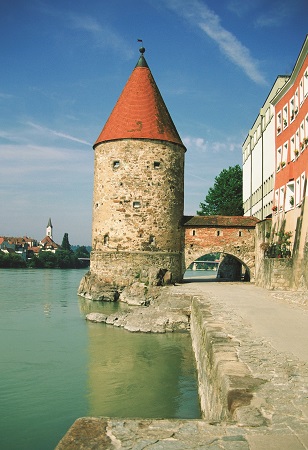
top-left (56, 282), bottom-right (308, 450)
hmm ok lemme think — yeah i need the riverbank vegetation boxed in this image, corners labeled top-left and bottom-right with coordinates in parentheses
top-left (0, 244), bottom-right (90, 269)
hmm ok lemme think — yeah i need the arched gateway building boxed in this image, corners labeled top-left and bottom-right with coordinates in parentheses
top-left (79, 47), bottom-right (187, 300)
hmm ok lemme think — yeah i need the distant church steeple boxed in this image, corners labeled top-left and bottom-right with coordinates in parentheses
top-left (46, 218), bottom-right (53, 240)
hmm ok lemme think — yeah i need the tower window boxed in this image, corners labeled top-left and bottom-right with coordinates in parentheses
top-left (113, 160), bottom-right (120, 169)
top-left (216, 230), bottom-right (222, 237)
top-left (133, 201), bottom-right (141, 209)
top-left (149, 235), bottom-right (155, 245)
top-left (154, 161), bottom-right (161, 169)
top-left (238, 230), bottom-right (242, 237)
top-left (192, 229), bottom-right (196, 236)
top-left (104, 234), bottom-right (109, 246)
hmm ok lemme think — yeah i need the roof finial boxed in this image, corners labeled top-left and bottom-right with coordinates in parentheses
top-left (137, 39), bottom-right (145, 54)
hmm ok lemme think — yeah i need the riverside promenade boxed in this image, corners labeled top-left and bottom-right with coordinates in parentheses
top-left (56, 281), bottom-right (308, 450)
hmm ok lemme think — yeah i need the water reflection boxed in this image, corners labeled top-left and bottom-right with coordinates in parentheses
top-left (78, 297), bottom-right (201, 419)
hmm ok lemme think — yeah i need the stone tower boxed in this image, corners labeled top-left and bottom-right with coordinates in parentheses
top-left (79, 48), bottom-right (186, 301)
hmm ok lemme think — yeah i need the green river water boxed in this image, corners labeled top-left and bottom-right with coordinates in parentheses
top-left (0, 269), bottom-right (201, 450)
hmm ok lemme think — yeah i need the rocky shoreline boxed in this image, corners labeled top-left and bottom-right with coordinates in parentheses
top-left (85, 283), bottom-right (192, 333)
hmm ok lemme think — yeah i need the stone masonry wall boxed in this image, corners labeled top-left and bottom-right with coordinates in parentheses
top-left (184, 226), bottom-right (256, 279)
top-left (255, 209), bottom-right (308, 291)
top-left (90, 250), bottom-right (183, 285)
top-left (190, 297), bottom-right (265, 422)
top-left (80, 138), bottom-right (185, 299)
top-left (92, 139), bottom-right (185, 255)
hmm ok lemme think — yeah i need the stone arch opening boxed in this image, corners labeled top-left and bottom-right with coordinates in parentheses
top-left (184, 251), bottom-right (251, 282)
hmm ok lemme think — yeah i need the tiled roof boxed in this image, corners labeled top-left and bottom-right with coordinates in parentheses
top-left (40, 235), bottom-right (59, 248)
top-left (30, 246), bottom-right (40, 254)
top-left (0, 236), bottom-right (36, 245)
top-left (183, 215), bottom-right (259, 228)
top-left (94, 51), bottom-right (184, 148)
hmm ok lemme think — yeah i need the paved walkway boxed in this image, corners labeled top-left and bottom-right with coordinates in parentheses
top-left (180, 279), bottom-right (308, 361)
top-left (56, 281), bottom-right (308, 450)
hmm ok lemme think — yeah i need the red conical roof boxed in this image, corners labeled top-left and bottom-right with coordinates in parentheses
top-left (94, 51), bottom-right (184, 148)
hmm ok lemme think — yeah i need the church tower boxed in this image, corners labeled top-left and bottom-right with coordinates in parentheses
top-left (46, 218), bottom-right (53, 240)
top-left (79, 47), bottom-right (186, 301)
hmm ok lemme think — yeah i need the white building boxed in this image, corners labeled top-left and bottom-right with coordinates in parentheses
top-left (242, 76), bottom-right (289, 220)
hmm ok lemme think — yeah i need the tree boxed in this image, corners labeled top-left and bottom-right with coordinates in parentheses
top-left (197, 165), bottom-right (243, 216)
top-left (37, 251), bottom-right (57, 268)
top-left (61, 233), bottom-right (71, 252)
top-left (0, 251), bottom-right (26, 268)
top-left (74, 245), bottom-right (90, 258)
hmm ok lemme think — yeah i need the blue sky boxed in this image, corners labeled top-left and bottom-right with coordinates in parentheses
top-left (0, 0), bottom-right (307, 245)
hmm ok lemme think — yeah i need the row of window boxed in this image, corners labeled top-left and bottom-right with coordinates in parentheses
top-left (103, 234), bottom-right (156, 245)
top-left (242, 105), bottom-right (273, 163)
top-left (243, 174), bottom-right (274, 212)
top-left (243, 69), bottom-right (308, 161)
top-left (274, 171), bottom-right (306, 212)
top-left (243, 199), bottom-right (274, 220)
top-left (190, 229), bottom-right (243, 237)
top-left (276, 113), bottom-right (308, 169)
top-left (112, 160), bottom-right (161, 169)
top-left (95, 200), bottom-right (142, 209)
top-left (276, 68), bottom-right (308, 134)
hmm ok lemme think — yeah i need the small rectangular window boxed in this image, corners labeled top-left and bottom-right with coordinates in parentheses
top-left (301, 172), bottom-right (306, 200)
top-left (216, 230), bottom-right (220, 237)
top-left (283, 104), bottom-right (288, 128)
top-left (154, 161), bottom-right (161, 169)
top-left (296, 177), bottom-right (301, 205)
top-left (113, 160), bottom-right (120, 169)
top-left (277, 112), bottom-right (282, 133)
top-left (192, 229), bottom-right (196, 236)
top-left (133, 201), bottom-right (141, 209)
top-left (239, 231), bottom-right (242, 237)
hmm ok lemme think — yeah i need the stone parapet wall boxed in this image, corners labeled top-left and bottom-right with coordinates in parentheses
top-left (256, 258), bottom-right (294, 290)
top-left (190, 297), bottom-right (265, 422)
top-left (255, 211), bottom-right (308, 291)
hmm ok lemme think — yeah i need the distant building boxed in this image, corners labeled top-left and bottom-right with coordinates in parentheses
top-left (39, 235), bottom-right (60, 253)
top-left (0, 218), bottom-right (60, 258)
top-left (46, 218), bottom-right (53, 240)
top-left (39, 218), bottom-right (60, 253)
top-left (0, 236), bottom-right (38, 260)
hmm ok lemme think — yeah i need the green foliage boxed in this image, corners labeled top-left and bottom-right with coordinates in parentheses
top-left (195, 253), bottom-right (219, 261)
top-left (37, 251), bottom-right (58, 268)
top-left (0, 240), bottom-right (91, 270)
top-left (27, 249), bottom-right (88, 269)
top-left (27, 255), bottom-right (45, 268)
top-left (74, 245), bottom-right (90, 258)
top-left (263, 231), bottom-right (292, 258)
top-left (61, 233), bottom-right (71, 252)
top-left (197, 165), bottom-right (244, 216)
top-left (0, 251), bottom-right (26, 268)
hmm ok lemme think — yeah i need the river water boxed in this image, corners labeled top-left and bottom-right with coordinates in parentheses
top-left (0, 269), bottom-right (201, 450)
